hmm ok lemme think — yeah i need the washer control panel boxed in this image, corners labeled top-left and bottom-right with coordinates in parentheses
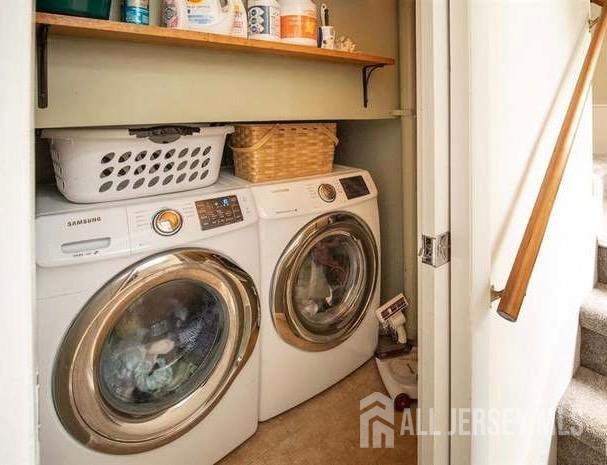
top-left (195, 195), bottom-right (244, 231)
top-left (127, 189), bottom-right (255, 255)
top-left (152, 209), bottom-right (183, 236)
top-left (340, 175), bottom-right (371, 200)
top-left (36, 188), bottom-right (257, 267)
top-left (318, 184), bottom-right (337, 203)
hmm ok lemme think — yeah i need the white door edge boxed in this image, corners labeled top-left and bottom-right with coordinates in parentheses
top-left (449, 0), bottom-right (488, 464)
top-left (415, 0), bottom-right (451, 464)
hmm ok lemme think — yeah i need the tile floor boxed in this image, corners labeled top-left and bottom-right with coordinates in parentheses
top-left (219, 359), bottom-right (417, 465)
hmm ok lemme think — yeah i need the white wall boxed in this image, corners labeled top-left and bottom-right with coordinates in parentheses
top-left (0, 2), bottom-right (37, 465)
top-left (455, 1), bottom-right (596, 464)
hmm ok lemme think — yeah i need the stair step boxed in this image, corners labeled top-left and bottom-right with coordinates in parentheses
top-left (581, 328), bottom-right (607, 377)
top-left (580, 284), bottom-right (607, 338)
top-left (558, 434), bottom-right (606, 465)
top-left (557, 367), bottom-right (607, 459)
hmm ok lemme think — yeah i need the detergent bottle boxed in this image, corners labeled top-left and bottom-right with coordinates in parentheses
top-left (280, 0), bottom-right (317, 46)
top-left (186, 0), bottom-right (223, 28)
top-left (231, 0), bottom-right (248, 38)
top-left (163, 0), bottom-right (236, 35)
top-left (248, 0), bottom-right (281, 41)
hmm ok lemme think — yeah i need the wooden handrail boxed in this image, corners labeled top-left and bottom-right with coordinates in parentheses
top-left (495, 5), bottom-right (607, 322)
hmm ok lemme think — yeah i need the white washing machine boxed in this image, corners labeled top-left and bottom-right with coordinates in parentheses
top-left (251, 166), bottom-right (381, 421)
top-left (36, 175), bottom-right (260, 465)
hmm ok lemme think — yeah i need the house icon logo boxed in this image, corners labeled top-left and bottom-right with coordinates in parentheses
top-left (360, 392), bottom-right (395, 448)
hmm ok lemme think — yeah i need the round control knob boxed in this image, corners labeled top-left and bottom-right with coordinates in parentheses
top-left (318, 184), bottom-right (337, 203)
top-left (153, 209), bottom-right (183, 236)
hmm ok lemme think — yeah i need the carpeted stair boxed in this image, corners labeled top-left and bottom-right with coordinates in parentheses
top-left (556, 277), bottom-right (607, 464)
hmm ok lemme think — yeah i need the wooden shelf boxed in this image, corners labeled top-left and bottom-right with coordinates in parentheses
top-left (36, 13), bottom-right (395, 67)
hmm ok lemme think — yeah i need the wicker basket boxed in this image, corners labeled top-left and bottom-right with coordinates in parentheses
top-left (230, 123), bottom-right (338, 183)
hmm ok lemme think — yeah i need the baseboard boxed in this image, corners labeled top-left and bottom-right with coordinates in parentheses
top-left (594, 105), bottom-right (607, 155)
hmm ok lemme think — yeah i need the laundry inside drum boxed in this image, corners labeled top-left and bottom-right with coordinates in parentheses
top-left (293, 234), bottom-right (365, 334)
top-left (98, 280), bottom-right (228, 417)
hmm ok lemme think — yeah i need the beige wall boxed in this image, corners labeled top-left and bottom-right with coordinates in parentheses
top-left (596, 40), bottom-right (607, 103)
top-left (34, 0), bottom-right (417, 338)
top-left (336, 119), bottom-right (408, 333)
top-left (595, 104), bottom-right (607, 153)
top-left (36, 0), bottom-right (400, 128)
top-left (594, 5), bottom-right (607, 104)
top-left (336, 1), bottom-right (416, 342)
top-left (399, 0), bottom-right (416, 343)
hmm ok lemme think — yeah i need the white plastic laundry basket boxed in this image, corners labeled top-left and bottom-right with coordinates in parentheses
top-left (42, 125), bottom-right (234, 203)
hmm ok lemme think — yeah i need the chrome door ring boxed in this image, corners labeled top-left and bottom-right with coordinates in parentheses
top-left (270, 212), bottom-right (378, 352)
top-left (53, 248), bottom-right (259, 454)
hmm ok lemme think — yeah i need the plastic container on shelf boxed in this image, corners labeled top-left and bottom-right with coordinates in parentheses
top-left (162, 0), bottom-right (236, 36)
top-left (37, 0), bottom-right (112, 19)
top-left (41, 125), bottom-right (234, 204)
top-left (248, 0), bottom-right (281, 42)
top-left (162, 0), bottom-right (188, 28)
top-left (231, 0), bottom-right (248, 38)
top-left (121, 0), bottom-right (150, 25)
top-left (280, 0), bottom-right (318, 47)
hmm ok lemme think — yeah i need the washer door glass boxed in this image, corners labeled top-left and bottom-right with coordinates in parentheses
top-left (99, 280), bottom-right (227, 417)
top-left (293, 234), bottom-right (365, 334)
top-left (53, 249), bottom-right (259, 455)
top-left (272, 213), bottom-right (378, 352)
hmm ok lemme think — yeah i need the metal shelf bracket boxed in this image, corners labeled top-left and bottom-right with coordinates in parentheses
top-left (36, 24), bottom-right (49, 109)
top-left (362, 64), bottom-right (385, 108)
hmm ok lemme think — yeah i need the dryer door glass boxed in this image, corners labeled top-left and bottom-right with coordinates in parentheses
top-left (98, 280), bottom-right (227, 417)
top-left (272, 213), bottom-right (378, 352)
top-left (52, 249), bottom-right (259, 455)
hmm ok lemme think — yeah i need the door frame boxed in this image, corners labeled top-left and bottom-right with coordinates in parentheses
top-left (414, 0), bottom-right (452, 464)
top-left (448, 0), bottom-right (477, 464)
top-left (0, 2), bottom-right (37, 465)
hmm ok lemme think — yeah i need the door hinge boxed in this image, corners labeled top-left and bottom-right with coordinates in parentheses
top-left (421, 232), bottom-right (451, 268)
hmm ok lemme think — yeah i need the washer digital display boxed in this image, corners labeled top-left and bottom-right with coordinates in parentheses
top-left (340, 176), bottom-right (370, 200)
top-left (195, 195), bottom-right (243, 231)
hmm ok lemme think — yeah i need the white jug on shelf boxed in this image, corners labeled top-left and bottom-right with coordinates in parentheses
top-left (163, 0), bottom-right (236, 36)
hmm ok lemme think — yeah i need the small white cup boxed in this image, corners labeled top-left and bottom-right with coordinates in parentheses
top-left (319, 26), bottom-right (336, 49)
